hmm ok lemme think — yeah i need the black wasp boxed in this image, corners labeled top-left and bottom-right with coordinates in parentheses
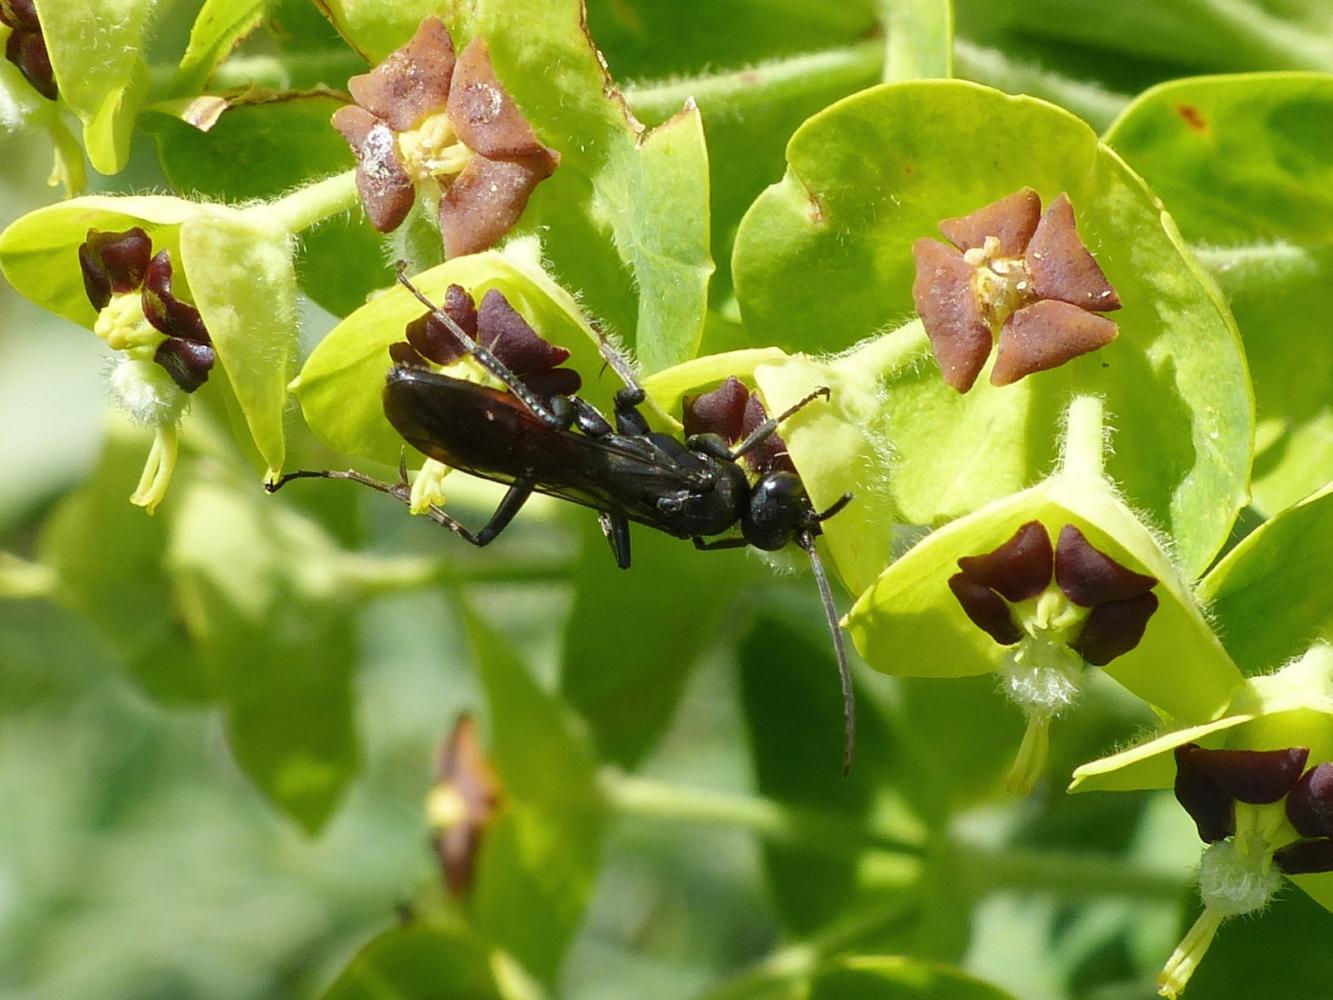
top-left (271, 266), bottom-right (857, 771)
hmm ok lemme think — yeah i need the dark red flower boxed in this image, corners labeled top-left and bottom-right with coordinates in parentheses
top-left (78, 228), bottom-right (215, 393)
top-left (948, 520), bottom-right (1158, 666)
top-left (392, 283), bottom-right (580, 402)
top-left (682, 375), bottom-right (796, 477)
top-left (912, 188), bottom-right (1121, 392)
top-left (430, 714), bottom-right (502, 898)
top-left (331, 16), bottom-right (559, 257)
top-left (1, 0), bottom-right (56, 100)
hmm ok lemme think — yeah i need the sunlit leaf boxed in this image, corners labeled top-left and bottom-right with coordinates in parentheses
top-left (1104, 73), bottom-right (1333, 514)
top-left (324, 922), bottom-right (504, 1000)
top-left (733, 80), bottom-right (1252, 576)
top-left (168, 478), bottom-right (361, 833)
top-left (1198, 483), bottom-right (1333, 675)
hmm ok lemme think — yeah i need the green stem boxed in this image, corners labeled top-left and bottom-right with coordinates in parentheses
top-left (953, 39), bottom-right (1130, 131)
top-left (600, 770), bottom-right (924, 855)
top-left (1059, 394), bottom-right (1106, 483)
top-left (624, 40), bottom-right (882, 121)
top-left (958, 840), bottom-right (1190, 902)
top-left (695, 897), bottom-right (918, 1000)
top-left (882, 0), bottom-right (954, 82)
top-left (255, 169), bottom-right (360, 236)
top-left (0, 552), bottom-right (57, 599)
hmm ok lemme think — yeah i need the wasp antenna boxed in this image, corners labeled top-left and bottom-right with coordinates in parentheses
top-left (814, 492), bottom-right (854, 523)
top-left (798, 531), bottom-right (855, 776)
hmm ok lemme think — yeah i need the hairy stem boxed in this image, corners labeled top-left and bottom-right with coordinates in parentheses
top-left (257, 169), bottom-right (360, 236)
top-left (1060, 393), bottom-right (1107, 483)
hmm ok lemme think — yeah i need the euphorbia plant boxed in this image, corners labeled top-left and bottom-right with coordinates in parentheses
top-left (1, 3), bottom-right (1330, 1000)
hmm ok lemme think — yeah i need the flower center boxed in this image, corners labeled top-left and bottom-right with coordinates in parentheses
top-left (397, 110), bottom-right (474, 181)
top-left (93, 290), bottom-right (164, 357)
top-left (963, 235), bottom-right (1037, 327)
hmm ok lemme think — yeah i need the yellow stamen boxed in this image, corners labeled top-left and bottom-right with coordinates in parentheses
top-left (409, 459), bottom-right (452, 514)
top-left (426, 783), bottom-right (468, 830)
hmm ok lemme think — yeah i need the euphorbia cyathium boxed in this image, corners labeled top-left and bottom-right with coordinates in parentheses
top-left (78, 227), bottom-right (216, 512)
top-left (332, 16), bottom-right (559, 257)
top-left (912, 188), bottom-right (1121, 392)
top-left (951, 520), bottom-right (1158, 790)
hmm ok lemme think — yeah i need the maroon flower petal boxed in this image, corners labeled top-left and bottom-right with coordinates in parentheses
top-left (739, 393), bottom-right (795, 475)
top-left (1189, 746), bottom-right (1310, 805)
top-left (434, 713), bottom-right (501, 898)
top-left (79, 227), bottom-right (152, 309)
top-left (990, 299), bottom-right (1118, 386)
top-left (153, 337), bottom-right (215, 393)
top-left (1174, 744), bottom-right (1236, 843)
top-left (955, 520), bottom-right (1054, 602)
top-left (388, 340), bottom-right (429, 369)
top-left (1054, 524), bottom-right (1157, 607)
top-left (911, 238), bottom-right (993, 393)
top-left (0, 0), bottom-right (38, 29)
top-left (438, 154), bottom-right (548, 258)
top-left (142, 251), bottom-right (209, 343)
top-left (404, 284), bottom-right (479, 366)
top-left (1024, 193), bottom-right (1121, 313)
top-left (683, 376), bottom-right (750, 442)
top-left (1287, 762), bottom-right (1333, 838)
top-left (447, 37), bottom-right (559, 170)
top-left (347, 16), bottom-right (456, 133)
top-left (6, 26), bottom-right (56, 101)
top-left (332, 104), bottom-right (417, 233)
top-left (938, 187), bottom-right (1042, 257)
top-left (1274, 838), bottom-right (1333, 876)
top-left (476, 288), bottom-right (569, 375)
top-left (1070, 591), bottom-right (1158, 666)
top-left (948, 572), bottom-right (1022, 646)
top-left (519, 367), bottom-right (582, 403)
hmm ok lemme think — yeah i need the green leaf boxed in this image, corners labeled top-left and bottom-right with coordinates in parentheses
top-left (585, 0), bottom-right (877, 81)
top-left (145, 91), bottom-right (393, 316)
top-left (953, 0), bottom-right (1333, 76)
top-left (179, 209), bottom-right (297, 477)
top-left (323, 923), bottom-right (504, 1000)
top-left (733, 80), bottom-right (1252, 576)
top-left (845, 471), bottom-right (1244, 724)
top-left (35, 0), bottom-right (154, 173)
top-left (884, 0), bottom-right (954, 82)
top-left (318, 3), bottom-right (714, 372)
top-left (559, 517), bottom-right (759, 769)
top-left (1198, 483), bottom-right (1333, 675)
top-left (808, 956), bottom-right (1021, 1000)
top-left (739, 613), bottom-right (925, 934)
top-left (168, 478), bottom-right (361, 833)
top-left (172, 0), bottom-right (267, 96)
top-left (459, 600), bottom-right (605, 985)
top-left (292, 248), bottom-right (622, 466)
top-left (39, 418), bottom-right (211, 704)
top-left (1104, 73), bottom-right (1333, 514)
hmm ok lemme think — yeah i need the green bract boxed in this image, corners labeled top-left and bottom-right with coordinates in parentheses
top-left (0, 195), bottom-right (298, 478)
top-left (292, 246), bottom-right (627, 468)
top-left (845, 404), bottom-right (1243, 727)
top-left (36, 0), bottom-right (152, 173)
top-left (1199, 483), bottom-right (1333, 676)
top-left (1105, 73), bottom-right (1333, 514)
top-left (733, 80), bottom-right (1252, 576)
top-left (171, 0), bottom-right (267, 96)
top-left (1070, 643), bottom-right (1333, 913)
top-left (317, 0), bottom-right (713, 373)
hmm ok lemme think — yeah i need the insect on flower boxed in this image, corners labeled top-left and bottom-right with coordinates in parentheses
top-left (271, 267), bottom-right (859, 772)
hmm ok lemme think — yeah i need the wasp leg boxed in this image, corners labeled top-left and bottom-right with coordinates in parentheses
top-left (599, 511), bottom-right (633, 569)
top-left (729, 386), bottom-right (831, 463)
top-left (691, 536), bottom-right (749, 551)
top-left (568, 396), bottom-right (615, 438)
top-left (267, 467), bottom-right (533, 548)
